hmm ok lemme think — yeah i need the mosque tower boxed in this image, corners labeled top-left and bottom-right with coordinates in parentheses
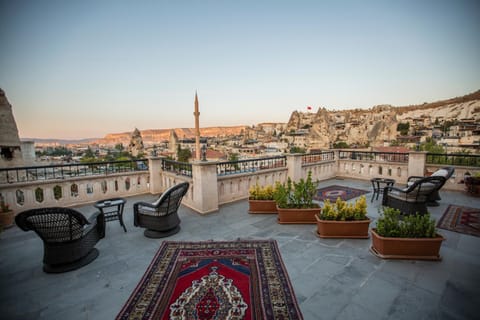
top-left (194, 92), bottom-right (201, 161)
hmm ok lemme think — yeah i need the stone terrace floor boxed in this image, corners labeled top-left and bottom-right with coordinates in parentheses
top-left (1, 178), bottom-right (479, 320)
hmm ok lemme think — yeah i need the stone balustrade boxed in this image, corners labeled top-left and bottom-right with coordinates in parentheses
top-left (0, 151), bottom-right (477, 215)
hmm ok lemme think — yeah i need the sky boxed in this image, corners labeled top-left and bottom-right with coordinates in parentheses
top-left (0, 0), bottom-right (479, 140)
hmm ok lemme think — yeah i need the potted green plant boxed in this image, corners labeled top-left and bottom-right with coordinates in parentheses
top-left (275, 171), bottom-right (320, 224)
top-left (464, 172), bottom-right (480, 196)
top-left (248, 183), bottom-right (278, 214)
top-left (370, 207), bottom-right (444, 260)
top-left (0, 198), bottom-right (14, 230)
top-left (315, 195), bottom-right (370, 238)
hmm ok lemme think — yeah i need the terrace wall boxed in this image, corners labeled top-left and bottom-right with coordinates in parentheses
top-left (0, 151), bottom-right (477, 215)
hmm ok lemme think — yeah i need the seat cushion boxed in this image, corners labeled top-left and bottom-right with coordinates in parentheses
top-left (138, 206), bottom-right (159, 216)
top-left (431, 169), bottom-right (448, 178)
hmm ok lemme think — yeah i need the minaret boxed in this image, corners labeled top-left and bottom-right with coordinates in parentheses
top-left (194, 91), bottom-right (201, 160)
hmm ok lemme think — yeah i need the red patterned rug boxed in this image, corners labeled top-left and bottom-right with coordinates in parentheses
top-left (116, 240), bottom-right (303, 320)
top-left (437, 205), bottom-right (480, 237)
top-left (314, 185), bottom-right (369, 202)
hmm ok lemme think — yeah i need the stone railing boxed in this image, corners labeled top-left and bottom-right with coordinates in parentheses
top-left (1, 151), bottom-right (478, 215)
top-left (0, 171), bottom-right (151, 213)
top-left (337, 151), bottom-right (410, 183)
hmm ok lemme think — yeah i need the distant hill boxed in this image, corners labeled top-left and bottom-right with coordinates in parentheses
top-left (92, 126), bottom-right (248, 146)
top-left (21, 138), bottom-right (99, 145)
top-left (396, 89), bottom-right (480, 113)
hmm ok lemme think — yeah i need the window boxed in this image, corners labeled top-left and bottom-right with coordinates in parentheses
top-left (0, 147), bottom-right (14, 160)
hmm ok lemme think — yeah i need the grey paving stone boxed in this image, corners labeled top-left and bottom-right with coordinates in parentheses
top-left (1, 181), bottom-right (479, 320)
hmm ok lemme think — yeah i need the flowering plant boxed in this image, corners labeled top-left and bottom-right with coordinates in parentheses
top-left (318, 196), bottom-right (368, 221)
top-left (249, 184), bottom-right (277, 200)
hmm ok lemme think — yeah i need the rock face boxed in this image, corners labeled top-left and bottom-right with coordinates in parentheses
top-left (307, 106), bottom-right (399, 148)
top-left (128, 128), bottom-right (144, 157)
top-left (291, 91), bottom-right (480, 148)
top-left (0, 88), bottom-right (24, 166)
top-left (95, 126), bottom-right (248, 146)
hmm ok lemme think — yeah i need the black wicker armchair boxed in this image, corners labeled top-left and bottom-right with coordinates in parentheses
top-left (407, 167), bottom-right (455, 206)
top-left (134, 182), bottom-right (189, 238)
top-left (15, 207), bottom-right (105, 273)
top-left (382, 176), bottom-right (446, 215)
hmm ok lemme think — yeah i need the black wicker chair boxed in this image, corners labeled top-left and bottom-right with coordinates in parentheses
top-left (406, 167), bottom-right (455, 206)
top-left (15, 207), bottom-right (105, 273)
top-left (134, 182), bottom-right (189, 238)
top-left (382, 176), bottom-right (446, 215)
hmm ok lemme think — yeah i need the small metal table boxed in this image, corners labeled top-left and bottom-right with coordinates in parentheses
top-left (370, 178), bottom-right (396, 202)
top-left (94, 198), bottom-right (127, 232)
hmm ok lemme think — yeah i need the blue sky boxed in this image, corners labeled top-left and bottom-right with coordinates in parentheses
top-left (1, 0), bottom-right (479, 139)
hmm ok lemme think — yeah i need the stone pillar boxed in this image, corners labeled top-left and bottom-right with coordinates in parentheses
top-left (148, 157), bottom-right (164, 194)
top-left (408, 151), bottom-right (427, 177)
top-left (191, 161), bottom-right (218, 214)
top-left (286, 154), bottom-right (303, 182)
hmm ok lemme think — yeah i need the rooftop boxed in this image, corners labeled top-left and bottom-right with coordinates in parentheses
top-left (1, 178), bottom-right (479, 320)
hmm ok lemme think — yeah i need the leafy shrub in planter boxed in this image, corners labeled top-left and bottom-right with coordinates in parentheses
top-left (249, 184), bottom-right (277, 200)
top-left (318, 196), bottom-right (368, 221)
top-left (274, 171), bottom-right (317, 209)
top-left (376, 207), bottom-right (437, 238)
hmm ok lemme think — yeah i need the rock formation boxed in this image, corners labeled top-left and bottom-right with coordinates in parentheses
top-left (291, 92), bottom-right (480, 148)
top-left (0, 88), bottom-right (24, 166)
top-left (128, 128), bottom-right (144, 157)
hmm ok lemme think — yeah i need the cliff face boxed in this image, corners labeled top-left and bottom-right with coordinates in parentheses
top-left (95, 126), bottom-right (248, 146)
top-left (292, 91), bottom-right (480, 148)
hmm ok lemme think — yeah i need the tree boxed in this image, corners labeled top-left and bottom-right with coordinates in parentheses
top-left (333, 141), bottom-right (349, 149)
top-left (228, 153), bottom-right (239, 162)
top-left (290, 146), bottom-right (306, 154)
top-left (397, 122), bottom-right (410, 136)
top-left (80, 147), bottom-right (96, 163)
top-left (115, 143), bottom-right (124, 152)
top-left (177, 146), bottom-right (192, 162)
top-left (416, 137), bottom-right (445, 153)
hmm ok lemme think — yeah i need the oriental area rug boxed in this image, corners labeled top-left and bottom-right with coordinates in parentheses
top-left (314, 185), bottom-right (369, 202)
top-left (437, 205), bottom-right (480, 237)
top-left (116, 240), bottom-right (303, 320)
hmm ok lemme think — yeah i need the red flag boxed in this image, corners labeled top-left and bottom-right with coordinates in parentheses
top-left (307, 106), bottom-right (312, 111)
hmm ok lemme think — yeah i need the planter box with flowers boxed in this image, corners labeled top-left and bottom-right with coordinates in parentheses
top-left (0, 199), bottom-right (14, 230)
top-left (248, 184), bottom-right (278, 214)
top-left (316, 195), bottom-right (370, 238)
top-left (275, 171), bottom-right (320, 224)
top-left (370, 207), bottom-right (444, 261)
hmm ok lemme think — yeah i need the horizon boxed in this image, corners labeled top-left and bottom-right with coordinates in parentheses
top-left (1, 0), bottom-right (479, 140)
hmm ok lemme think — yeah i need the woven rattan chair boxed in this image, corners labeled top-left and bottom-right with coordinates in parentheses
top-left (407, 167), bottom-right (455, 206)
top-left (382, 176), bottom-right (446, 215)
top-left (15, 207), bottom-right (105, 273)
top-left (133, 182), bottom-right (189, 238)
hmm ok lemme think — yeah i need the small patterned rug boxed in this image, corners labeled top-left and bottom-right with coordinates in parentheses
top-left (437, 205), bottom-right (480, 237)
top-left (314, 185), bottom-right (369, 202)
top-left (116, 240), bottom-right (303, 320)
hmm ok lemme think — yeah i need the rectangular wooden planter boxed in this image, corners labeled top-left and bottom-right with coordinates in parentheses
top-left (370, 228), bottom-right (444, 261)
top-left (315, 216), bottom-right (370, 239)
top-left (277, 205), bottom-right (320, 224)
top-left (248, 200), bottom-right (277, 214)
